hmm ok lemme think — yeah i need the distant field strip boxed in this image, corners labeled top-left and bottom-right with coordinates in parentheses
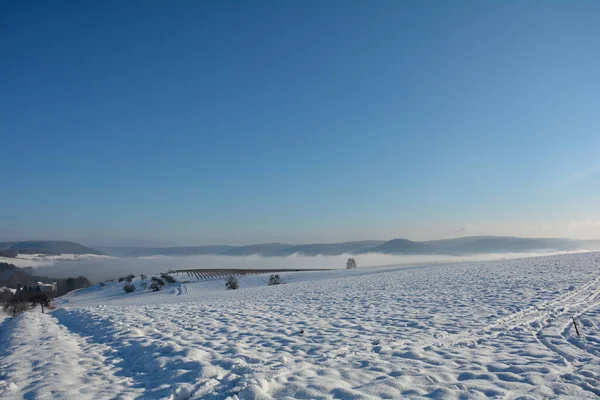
top-left (173, 260), bottom-right (474, 280)
top-left (363, 258), bottom-right (477, 269)
top-left (172, 268), bottom-right (332, 280)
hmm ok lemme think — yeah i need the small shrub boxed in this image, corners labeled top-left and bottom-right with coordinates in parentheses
top-left (3, 296), bottom-right (29, 317)
top-left (346, 258), bottom-right (357, 269)
top-left (151, 277), bottom-right (165, 286)
top-left (141, 282), bottom-right (148, 290)
top-left (268, 274), bottom-right (281, 286)
top-left (140, 274), bottom-right (147, 280)
top-left (149, 282), bottom-right (161, 292)
top-left (123, 283), bottom-right (136, 293)
top-left (226, 276), bottom-right (239, 290)
top-left (118, 277), bottom-right (126, 282)
top-left (161, 273), bottom-right (176, 284)
top-left (99, 282), bottom-right (105, 287)
top-left (125, 274), bottom-right (135, 282)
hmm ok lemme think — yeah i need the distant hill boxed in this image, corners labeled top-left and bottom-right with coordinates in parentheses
top-left (272, 241), bottom-right (387, 256)
top-left (421, 236), bottom-right (596, 255)
top-left (0, 262), bottom-right (55, 288)
top-left (0, 241), bottom-right (104, 255)
top-left (92, 236), bottom-right (600, 257)
top-left (99, 241), bottom-right (387, 257)
top-left (443, 237), bottom-right (577, 254)
top-left (0, 262), bottom-right (91, 296)
top-left (128, 245), bottom-right (235, 257)
top-left (362, 239), bottom-right (439, 255)
top-left (94, 246), bottom-right (148, 257)
top-left (219, 243), bottom-right (292, 256)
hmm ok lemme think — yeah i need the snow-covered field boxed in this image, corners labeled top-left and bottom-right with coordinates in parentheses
top-left (2, 252), bottom-right (600, 399)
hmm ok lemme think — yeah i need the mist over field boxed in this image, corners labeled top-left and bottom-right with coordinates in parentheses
top-left (31, 250), bottom-right (592, 283)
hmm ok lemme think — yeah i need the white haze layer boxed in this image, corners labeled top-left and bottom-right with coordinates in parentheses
top-left (23, 250), bottom-right (594, 283)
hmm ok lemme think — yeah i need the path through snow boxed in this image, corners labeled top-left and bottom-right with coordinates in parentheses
top-left (0, 311), bottom-right (138, 399)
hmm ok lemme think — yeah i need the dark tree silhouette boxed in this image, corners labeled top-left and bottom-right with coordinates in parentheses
top-left (29, 293), bottom-right (51, 313)
top-left (151, 277), bottom-right (165, 287)
top-left (161, 273), bottom-right (176, 284)
top-left (226, 276), bottom-right (239, 290)
top-left (346, 258), bottom-right (357, 269)
top-left (3, 291), bottom-right (28, 316)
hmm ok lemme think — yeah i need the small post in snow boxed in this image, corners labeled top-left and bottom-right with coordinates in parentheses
top-left (572, 317), bottom-right (580, 337)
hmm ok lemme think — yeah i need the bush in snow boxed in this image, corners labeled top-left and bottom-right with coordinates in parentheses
top-left (225, 276), bottom-right (239, 290)
top-left (149, 282), bottom-right (162, 292)
top-left (140, 274), bottom-right (147, 280)
top-left (268, 274), bottom-right (281, 286)
top-left (141, 282), bottom-right (148, 290)
top-left (118, 277), bottom-right (126, 282)
top-left (2, 293), bottom-right (28, 317)
top-left (346, 258), bottom-right (357, 269)
top-left (57, 276), bottom-right (91, 296)
top-left (161, 273), bottom-right (176, 284)
top-left (123, 283), bottom-right (136, 293)
top-left (151, 277), bottom-right (165, 287)
top-left (99, 282), bottom-right (105, 287)
top-left (125, 274), bottom-right (135, 282)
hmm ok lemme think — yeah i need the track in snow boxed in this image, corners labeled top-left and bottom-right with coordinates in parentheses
top-left (428, 274), bottom-right (600, 349)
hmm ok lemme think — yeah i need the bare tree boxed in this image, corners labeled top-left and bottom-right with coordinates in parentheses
top-left (3, 293), bottom-right (28, 317)
top-left (346, 258), bottom-right (357, 269)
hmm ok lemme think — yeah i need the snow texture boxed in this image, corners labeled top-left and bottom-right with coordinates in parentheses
top-left (1, 252), bottom-right (600, 399)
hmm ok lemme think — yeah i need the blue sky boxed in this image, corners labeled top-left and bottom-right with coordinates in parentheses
top-left (1, 1), bottom-right (599, 245)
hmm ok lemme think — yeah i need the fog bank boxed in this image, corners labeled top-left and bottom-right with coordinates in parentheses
top-left (29, 250), bottom-right (595, 283)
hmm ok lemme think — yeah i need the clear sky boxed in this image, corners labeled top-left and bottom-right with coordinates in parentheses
top-left (1, 1), bottom-right (599, 246)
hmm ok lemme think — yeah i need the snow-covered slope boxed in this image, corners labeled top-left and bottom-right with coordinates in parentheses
top-left (2, 252), bottom-right (600, 399)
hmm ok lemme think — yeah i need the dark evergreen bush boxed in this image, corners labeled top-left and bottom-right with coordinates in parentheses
top-left (226, 276), bottom-right (239, 290)
top-left (268, 274), bottom-right (281, 286)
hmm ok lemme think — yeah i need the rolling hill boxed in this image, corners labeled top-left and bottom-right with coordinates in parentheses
top-left (128, 246), bottom-right (236, 257)
top-left (420, 236), bottom-right (596, 255)
top-left (0, 241), bottom-right (104, 255)
top-left (219, 243), bottom-right (292, 256)
top-left (361, 238), bottom-right (439, 254)
top-left (272, 241), bottom-right (386, 256)
top-left (11, 237), bottom-right (597, 258)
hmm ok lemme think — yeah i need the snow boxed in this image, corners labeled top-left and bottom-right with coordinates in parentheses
top-left (2, 252), bottom-right (600, 399)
